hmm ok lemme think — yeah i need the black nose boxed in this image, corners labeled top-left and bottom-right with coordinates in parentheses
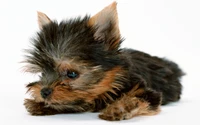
top-left (41, 88), bottom-right (52, 99)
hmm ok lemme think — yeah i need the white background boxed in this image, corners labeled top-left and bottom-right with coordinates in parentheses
top-left (0, 0), bottom-right (200, 124)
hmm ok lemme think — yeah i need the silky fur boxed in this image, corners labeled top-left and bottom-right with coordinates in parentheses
top-left (24, 2), bottom-right (184, 121)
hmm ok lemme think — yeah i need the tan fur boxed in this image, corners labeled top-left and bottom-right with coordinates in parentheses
top-left (27, 83), bottom-right (43, 102)
top-left (50, 87), bottom-right (93, 103)
top-left (99, 84), bottom-right (161, 121)
top-left (26, 66), bottom-right (123, 111)
top-left (88, 1), bottom-right (120, 50)
top-left (90, 67), bottom-right (123, 102)
top-left (37, 11), bottom-right (51, 30)
top-left (51, 66), bottom-right (123, 103)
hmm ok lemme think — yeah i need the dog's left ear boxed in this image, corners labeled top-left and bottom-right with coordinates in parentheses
top-left (88, 2), bottom-right (121, 50)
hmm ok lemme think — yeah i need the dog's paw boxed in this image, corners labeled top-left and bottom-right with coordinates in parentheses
top-left (99, 106), bottom-right (128, 121)
top-left (98, 99), bottom-right (137, 121)
top-left (98, 95), bottom-right (159, 121)
top-left (24, 99), bottom-right (56, 116)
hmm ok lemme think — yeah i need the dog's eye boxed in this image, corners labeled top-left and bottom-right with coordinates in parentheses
top-left (66, 71), bottom-right (78, 79)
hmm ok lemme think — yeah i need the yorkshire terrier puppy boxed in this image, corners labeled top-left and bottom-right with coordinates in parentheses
top-left (24, 2), bottom-right (184, 121)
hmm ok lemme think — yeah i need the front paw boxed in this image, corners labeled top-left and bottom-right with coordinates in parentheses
top-left (98, 96), bottom-right (159, 121)
top-left (24, 99), bottom-right (56, 116)
top-left (98, 99), bottom-right (137, 121)
top-left (99, 106), bottom-right (127, 121)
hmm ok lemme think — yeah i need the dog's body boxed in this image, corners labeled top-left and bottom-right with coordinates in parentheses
top-left (24, 2), bottom-right (184, 121)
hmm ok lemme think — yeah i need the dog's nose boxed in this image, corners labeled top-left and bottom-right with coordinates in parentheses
top-left (41, 88), bottom-right (52, 99)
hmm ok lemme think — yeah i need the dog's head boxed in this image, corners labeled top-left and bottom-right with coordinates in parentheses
top-left (24, 2), bottom-right (125, 111)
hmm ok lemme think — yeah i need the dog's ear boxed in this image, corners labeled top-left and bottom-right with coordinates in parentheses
top-left (88, 2), bottom-right (121, 50)
top-left (37, 11), bottom-right (51, 30)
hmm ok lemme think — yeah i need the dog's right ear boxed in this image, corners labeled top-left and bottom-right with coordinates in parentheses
top-left (37, 11), bottom-right (51, 30)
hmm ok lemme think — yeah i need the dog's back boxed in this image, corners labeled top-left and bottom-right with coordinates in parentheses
top-left (120, 49), bottom-right (184, 104)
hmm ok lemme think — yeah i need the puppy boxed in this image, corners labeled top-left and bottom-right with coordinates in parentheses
top-left (24, 2), bottom-right (184, 121)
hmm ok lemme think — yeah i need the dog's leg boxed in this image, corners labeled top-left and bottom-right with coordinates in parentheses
top-left (24, 99), bottom-right (58, 115)
top-left (99, 84), bottom-right (162, 121)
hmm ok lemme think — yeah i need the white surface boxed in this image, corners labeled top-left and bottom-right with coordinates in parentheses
top-left (0, 0), bottom-right (200, 124)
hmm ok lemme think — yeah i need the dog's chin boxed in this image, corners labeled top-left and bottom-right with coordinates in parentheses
top-left (44, 101), bottom-right (91, 112)
top-left (47, 103), bottom-right (73, 111)
top-left (43, 100), bottom-right (66, 107)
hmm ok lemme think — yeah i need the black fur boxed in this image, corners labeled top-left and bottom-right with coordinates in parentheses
top-left (118, 49), bottom-right (184, 104)
top-left (26, 16), bottom-right (123, 73)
